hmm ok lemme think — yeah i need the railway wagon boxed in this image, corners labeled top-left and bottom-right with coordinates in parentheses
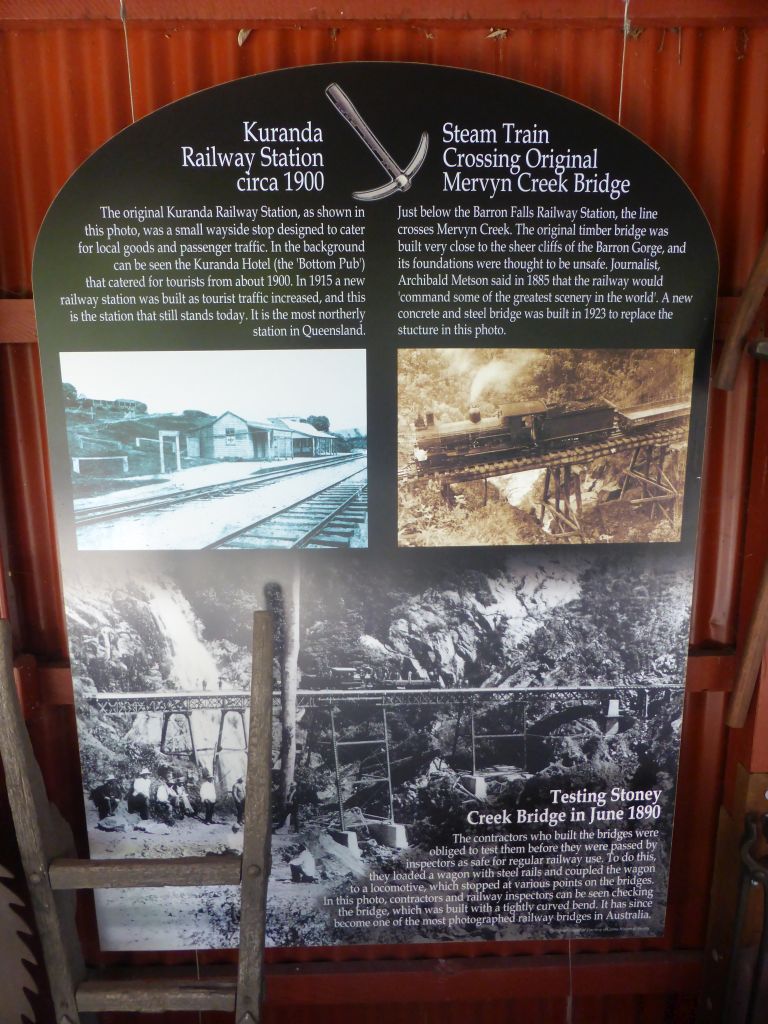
top-left (616, 399), bottom-right (691, 432)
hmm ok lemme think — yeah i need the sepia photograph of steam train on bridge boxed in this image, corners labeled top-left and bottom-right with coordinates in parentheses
top-left (398, 347), bottom-right (694, 548)
top-left (60, 348), bottom-right (368, 550)
top-left (67, 547), bottom-right (691, 948)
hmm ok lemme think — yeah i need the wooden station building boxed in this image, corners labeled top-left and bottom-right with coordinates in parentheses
top-left (186, 411), bottom-right (338, 461)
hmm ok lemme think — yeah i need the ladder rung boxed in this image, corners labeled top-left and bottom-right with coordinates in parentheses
top-left (76, 970), bottom-right (237, 1013)
top-left (49, 855), bottom-right (242, 890)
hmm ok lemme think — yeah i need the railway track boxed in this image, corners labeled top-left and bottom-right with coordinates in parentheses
top-left (207, 468), bottom-right (367, 549)
top-left (74, 453), bottom-right (362, 525)
top-left (416, 424), bottom-right (688, 484)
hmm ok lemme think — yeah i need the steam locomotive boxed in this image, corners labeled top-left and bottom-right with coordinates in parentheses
top-left (299, 667), bottom-right (447, 691)
top-left (412, 398), bottom-right (689, 469)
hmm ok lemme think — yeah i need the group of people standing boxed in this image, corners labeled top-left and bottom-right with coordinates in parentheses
top-left (90, 768), bottom-right (246, 827)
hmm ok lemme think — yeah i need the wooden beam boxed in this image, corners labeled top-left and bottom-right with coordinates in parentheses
top-left (726, 563), bottom-right (768, 728)
top-left (686, 648), bottom-right (736, 693)
top-left (77, 974), bottom-right (236, 1014)
top-left (235, 611), bottom-right (274, 1024)
top-left (715, 227), bottom-right (768, 390)
top-left (0, 298), bottom-right (36, 343)
top-left (49, 855), bottom-right (242, 890)
top-left (2, 0), bottom-right (767, 24)
top-left (74, 949), bottom-right (704, 1014)
top-left (262, 949), bottom-right (704, 1002)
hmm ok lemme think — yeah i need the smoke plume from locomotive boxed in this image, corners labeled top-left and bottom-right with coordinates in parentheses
top-left (468, 353), bottom-right (537, 405)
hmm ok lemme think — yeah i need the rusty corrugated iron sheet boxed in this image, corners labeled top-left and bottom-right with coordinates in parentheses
top-left (0, 5), bottom-right (766, 1019)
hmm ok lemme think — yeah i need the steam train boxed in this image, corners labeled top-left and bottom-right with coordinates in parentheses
top-left (299, 667), bottom-right (447, 691)
top-left (412, 398), bottom-right (690, 469)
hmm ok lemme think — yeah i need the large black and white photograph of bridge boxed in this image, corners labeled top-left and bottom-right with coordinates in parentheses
top-left (398, 347), bottom-right (694, 548)
top-left (66, 547), bottom-right (691, 949)
top-left (60, 348), bottom-right (368, 550)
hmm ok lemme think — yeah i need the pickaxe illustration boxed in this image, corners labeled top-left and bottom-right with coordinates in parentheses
top-left (326, 82), bottom-right (429, 202)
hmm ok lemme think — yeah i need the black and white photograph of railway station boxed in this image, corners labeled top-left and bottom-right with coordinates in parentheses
top-left (60, 348), bottom-right (368, 550)
top-left (67, 547), bottom-right (691, 948)
top-left (398, 348), bottom-right (694, 548)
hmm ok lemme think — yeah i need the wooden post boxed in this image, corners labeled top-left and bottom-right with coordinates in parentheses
top-left (235, 611), bottom-right (274, 1024)
top-left (726, 565), bottom-right (768, 729)
top-left (0, 620), bottom-right (86, 1024)
top-left (714, 226), bottom-right (768, 391)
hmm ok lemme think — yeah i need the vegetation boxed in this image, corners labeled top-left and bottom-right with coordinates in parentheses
top-left (398, 348), bottom-right (693, 545)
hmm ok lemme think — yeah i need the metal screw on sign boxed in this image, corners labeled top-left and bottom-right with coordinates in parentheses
top-left (238, 1014), bottom-right (258, 1024)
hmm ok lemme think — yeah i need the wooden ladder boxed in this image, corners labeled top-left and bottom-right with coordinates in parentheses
top-left (0, 612), bottom-right (273, 1023)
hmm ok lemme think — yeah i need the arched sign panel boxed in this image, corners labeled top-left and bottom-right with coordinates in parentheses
top-left (34, 63), bottom-right (716, 950)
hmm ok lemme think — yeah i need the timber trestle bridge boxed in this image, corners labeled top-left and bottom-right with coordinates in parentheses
top-left (86, 690), bottom-right (250, 765)
top-left (296, 684), bottom-right (678, 832)
top-left (420, 422), bottom-right (689, 540)
top-left (87, 684), bottom-right (678, 831)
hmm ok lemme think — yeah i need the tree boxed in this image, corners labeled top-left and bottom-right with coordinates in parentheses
top-left (62, 382), bottom-right (79, 407)
top-left (306, 415), bottom-right (330, 434)
top-left (266, 561), bottom-right (301, 819)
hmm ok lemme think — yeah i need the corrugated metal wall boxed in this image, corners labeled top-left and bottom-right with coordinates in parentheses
top-left (1, 4), bottom-right (766, 1022)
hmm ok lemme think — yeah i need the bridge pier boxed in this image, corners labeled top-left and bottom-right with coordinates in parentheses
top-left (618, 441), bottom-right (678, 522)
top-left (213, 709), bottom-right (249, 764)
top-left (159, 711), bottom-right (198, 764)
top-left (604, 698), bottom-right (621, 738)
top-left (539, 464), bottom-right (584, 540)
top-left (440, 481), bottom-right (456, 508)
top-left (327, 704), bottom-right (407, 847)
top-left (460, 774), bottom-right (488, 799)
